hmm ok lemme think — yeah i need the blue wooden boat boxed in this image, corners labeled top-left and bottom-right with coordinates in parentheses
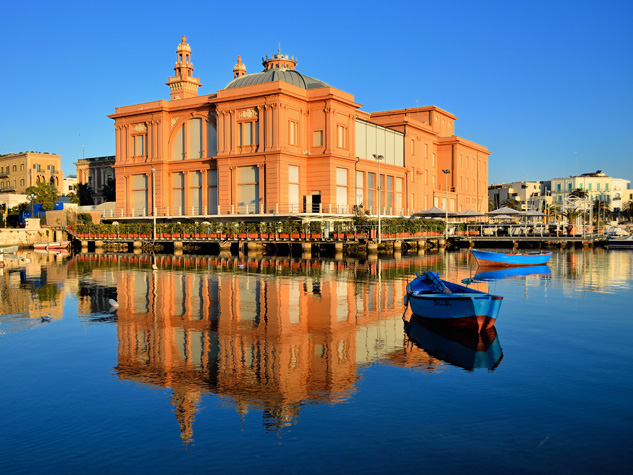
top-left (471, 249), bottom-right (552, 267)
top-left (405, 271), bottom-right (503, 331)
top-left (404, 315), bottom-right (503, 371)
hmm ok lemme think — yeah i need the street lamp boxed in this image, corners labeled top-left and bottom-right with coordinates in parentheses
top-left (373, 154), bottom-right (384, 243)
top-left (151, 168), bottom-right (156, 241)
top-left (442, 169), bottom-right (450, 239)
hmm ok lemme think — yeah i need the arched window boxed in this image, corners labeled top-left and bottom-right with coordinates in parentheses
top-left (172, 125), bottom-right (185, 160)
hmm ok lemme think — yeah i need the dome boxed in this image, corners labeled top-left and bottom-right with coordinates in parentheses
top-left (224, 68), bottom-right (328, 90)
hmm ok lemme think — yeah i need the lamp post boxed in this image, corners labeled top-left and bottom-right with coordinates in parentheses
top-left (373, 154), bottom-right (384, 243)
top-left (442, 169), bottom-right (450, 239)
top-left (151, 168), bottom-right (156, 241)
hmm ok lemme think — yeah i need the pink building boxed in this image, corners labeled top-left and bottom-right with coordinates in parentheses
top-left (108, 37), bottom-right (489, 220)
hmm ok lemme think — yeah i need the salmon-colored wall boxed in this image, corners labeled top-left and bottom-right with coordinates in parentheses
top-left (108, 39), bottom-right (490, 218)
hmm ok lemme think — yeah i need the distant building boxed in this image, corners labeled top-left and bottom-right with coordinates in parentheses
top-left (0, 152), bottom-right (63, 194)
top-left (63, 175), bottom-right (77, 196)
top-left (107, 36), bottom-right (491, 221)
top-left (74, 156), bottom-right (115, 205)
top-left (488, 180), bottom-right (551, 211)
top-left (551, 170), bottom-right (630, 213)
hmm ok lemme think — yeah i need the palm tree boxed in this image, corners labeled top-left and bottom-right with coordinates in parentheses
top-left (622, 200), bottom-right (633, 221)
top-left (500, 198), bottom-right (521, 211)
top-left (568, 188), bottom-right (588, 200)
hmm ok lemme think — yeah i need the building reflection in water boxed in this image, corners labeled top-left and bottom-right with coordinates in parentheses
top-left (72, 253), bottom-right (475, 442)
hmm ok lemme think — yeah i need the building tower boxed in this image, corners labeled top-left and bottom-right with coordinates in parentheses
top-left (166, 35), bottom-right (202, 100)
top-left (233, 56), bottom-right (246, 78)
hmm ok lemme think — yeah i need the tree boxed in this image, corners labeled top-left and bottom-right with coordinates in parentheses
top-left (568, 188), bottom-right (588, 200)
top-left (75, 183), bottom-right (94, 206)
top-left (500, 198), bottom-right (521, 211)
top-left (622, 200), bottom-right (633, 221)
top-left (67, 191), bottom-right (80, 205)
top-left (25, 182), bottom-right (58, 211)
top-left (102, 177), bottom-right (116, 202)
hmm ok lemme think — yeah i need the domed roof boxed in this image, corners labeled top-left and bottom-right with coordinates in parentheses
top-left (224, 69), bottom-right (328, 90)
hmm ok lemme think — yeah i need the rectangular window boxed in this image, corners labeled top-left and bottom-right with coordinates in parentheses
top-left (356, 171), bottom-right (364, 205)
top-left (237, 165), bottom-right (259, 214)
top-left (368, 172), bottom-right (375, 210)
top-left (597, 183), bottom-right (601, 191)
top-left (172, 172), bottom-right (184, 214)
top-left (425, 143), bottom-right (428, 159)
top-left (395, 177), bottom-right (403, 212)
top-left (336, 167), bottom-right (348, 212)
top-left (313, 130), bottom-right (323, 147)
top-left (131, 174), bottom-right (148, 214)
top-left (289, 121), bottom-right (297, 145)
top-left (605, 183), bottom-right (609, 191)
top-left (289, 165), bottom-right (300, 212)
top-left (239, 122), bottom-right (253, 146)
top-left (189, 118), bottom-right (202, 158)
top-left (386, 175), bottom-right (393, 212)
top-left (190, 171), bottom-right (202, 214)
top-left (337, 125), bottom-right (347, 149)
top-left (208, 169), bottom-right (218, 214)
top-left (410, 139), bottom-right (414, 155)
top-left (134, 135), bottom-right (146, 157)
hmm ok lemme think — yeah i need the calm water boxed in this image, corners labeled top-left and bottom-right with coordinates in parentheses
top-left (1, 247), bottom-right (632, 474)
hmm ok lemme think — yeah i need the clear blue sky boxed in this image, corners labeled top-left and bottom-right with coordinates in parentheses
top-left (2, 0), bottom-right (631, 185)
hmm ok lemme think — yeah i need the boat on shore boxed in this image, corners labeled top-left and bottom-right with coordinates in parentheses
top-left (0, 245), bottom-right (19, 254)
top-left (471, 249), bottom-right (552, 267)
top-left (404, 271), bottom-right (503, 331)
top-left (404, 315), bottom-right (503, 371)
top-left (33, 241), bottom-right (70, 251)
top-left (606, 234), bottom-right (633, 249)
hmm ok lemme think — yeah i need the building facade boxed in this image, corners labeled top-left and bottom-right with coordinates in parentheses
top-left (74, 156), bottom-right (116, 204)
top-left (488, 180), bottom-right (551, 211)
top-left (0, 152), bottom-right (63, 195)
top-left (551, 170), bottom-right (630, 213)
top-left (108, 37), bottom-right (490, 221)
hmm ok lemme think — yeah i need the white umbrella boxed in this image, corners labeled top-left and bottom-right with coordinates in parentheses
top-left (487, 206), bottom-right (522, 216)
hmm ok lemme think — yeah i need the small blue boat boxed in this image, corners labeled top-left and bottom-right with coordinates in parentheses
top-left (405, 271), bottom-right (503, 331)
top-left (471, 249), bottom-right (552, 267)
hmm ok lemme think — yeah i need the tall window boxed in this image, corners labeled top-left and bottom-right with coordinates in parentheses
top-left (386, 175), bottom-right (394, 212)
top-left (207, 122), bottom-right (217, 157)
top-left (189, 118), bottom-right (202, 159)
top-left (288, 165), bottom-right (300, 213)
top-left (208, 169), bottom-right (218, 214)
top-left (337, 125), bottom-right (347, 149)
top-left (356, 171), bottom-right (364, 206)
top-left (131, 174), bottom-right (148, 214)
top-left (133, 134), bottom-right (146, 157)
top-left (313, 130), bottom-right (323, 147)
top-left (336, 167), bottom-right (348, 213)
top-left (237, 166), bottom-right (259, 214)
top-left (172, 125), bottom-right (185, 160)
top-left (368, 172), bottom-right (376, 210)
top-left (289, 121), bottom-right (298, 145)
top-left (395, 177), bottom-right (403, 212)
top-left (190, 171), bottom-right (202, 214)
top-left (172, 172), bottom-right (184, 214)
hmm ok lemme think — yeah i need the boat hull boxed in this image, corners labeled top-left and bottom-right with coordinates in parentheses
top-left (405, 272), bottom-right (503, 331)
top-left (33, 241), bottom-right (70, 251)
top-left (472, 249), bottom-right (552, 267)
top-left (606, 236), bottom-right (633, 248)
top-left (0, 245), bottom-right (19, 254)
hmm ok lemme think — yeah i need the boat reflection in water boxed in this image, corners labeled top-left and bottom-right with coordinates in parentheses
top-left (474, 265), bottom-right (551, 282)
top-left (404, 314), bottom-right (503, 371)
